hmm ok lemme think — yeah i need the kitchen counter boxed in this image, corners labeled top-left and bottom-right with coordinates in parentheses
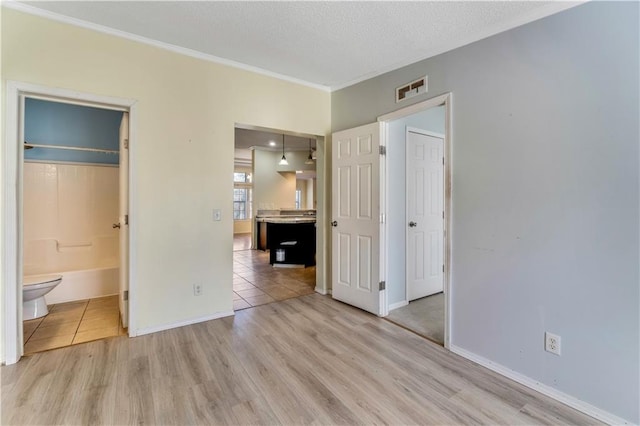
top-left (256, 216), bottom-right (316, 223)
top-left (254, 214), bottom-right (316, 266)
top-left (266, 221), bottom-right (316, 267)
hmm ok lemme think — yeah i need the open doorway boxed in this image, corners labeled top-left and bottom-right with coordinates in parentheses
top-left (21, 98), bottom-right (128, 355)
top-left (3, 81), bottom-right (137, 364)
top-left (232, 125), bottom-right (325, 311)
top-left (380, 95), bottom-right (451, 346)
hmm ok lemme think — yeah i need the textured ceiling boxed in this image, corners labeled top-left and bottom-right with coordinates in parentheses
top-left (16, 1), bottom-right (579, 90)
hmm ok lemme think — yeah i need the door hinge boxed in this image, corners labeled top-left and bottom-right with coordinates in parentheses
top-left (125, 214), bottom-right (129, 225)
top-left (124, 139), bottom-right (129, 149)
top-left (442, 211), bottom-right (444, 220)
top-left (379, 145), bottom-right (386, 155)
top-left (442, 264), bottom-right (445, 273)
top-left (379, 281), bottom-right (386, 290)
top-left (380, 213), bottom-right (386, 224)
top-left (123, 290), bottom-right (129, 301)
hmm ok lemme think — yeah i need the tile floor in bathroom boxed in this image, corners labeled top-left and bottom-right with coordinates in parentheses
top-left (22, 295), bottom-right (125, 355)
top-left (233, 249), bottom-right (316, 311)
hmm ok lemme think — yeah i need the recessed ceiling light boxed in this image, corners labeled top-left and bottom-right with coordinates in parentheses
top-left (269, 141), bottom-right (277, 146)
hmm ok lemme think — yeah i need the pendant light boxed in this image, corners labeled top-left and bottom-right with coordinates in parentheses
top-left (305, 138), bottom-right (314, 164)
top-left (278, 134), bottom-right (288, 165)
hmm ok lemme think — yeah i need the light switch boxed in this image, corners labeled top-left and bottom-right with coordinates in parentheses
top-left (213, 209), bottom-right (222, 221)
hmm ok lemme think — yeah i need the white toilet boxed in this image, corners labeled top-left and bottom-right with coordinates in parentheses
top-left (23, 274), bottom-right (62, 320)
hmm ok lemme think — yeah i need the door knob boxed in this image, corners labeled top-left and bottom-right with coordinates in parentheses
top-left (409, 221), bottom-right (417, 227)
top-left (331, 221), bottom-right (338, 227)
top-left (113, 223), bottom-right (121, 229)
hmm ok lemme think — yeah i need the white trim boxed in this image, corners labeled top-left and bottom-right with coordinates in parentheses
top-left (378, 124), bottom-right (388, 318)
top-left (126, 103), bottom-right (139, 337)
top-left (3, 81), bottom-right (138, 363)
top-left (2, 0), bottom-right (582, 93)
top-left (388, 300), bottom-right (408, 311)
top-left (2, 1), bottom-right (330, 93)
top-left (380, 120), bottom-right (391, 318)
top-left (3, 82), bottom-right (21, 365)
top-left (22, 93), bottom-right (128, 112)
top-left (449, 344), bottom-right (634, 426)
top-left (135, 311), bottom-right (234, 336)
top-left (407, 129), bottom-right (445, 140)
top-left (378, 93), bottom-right (450, 123)
top-left (315, 287), bottom-right (332, 296)
top-left (377, 93), bottom-right (453, 350)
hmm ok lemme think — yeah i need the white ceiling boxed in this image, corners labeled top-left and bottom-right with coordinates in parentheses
top-left (13, 1), bottom-right (580, 91)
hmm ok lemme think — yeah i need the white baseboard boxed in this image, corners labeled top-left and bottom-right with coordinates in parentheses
top-left (449, 344), bottom-right (633, 425)
top-left (389, 300), bottom-right (408, 311)
top-left (315, 286), bottom-right (331, 295)
top-left (133, 310), bottom-right (234, 337)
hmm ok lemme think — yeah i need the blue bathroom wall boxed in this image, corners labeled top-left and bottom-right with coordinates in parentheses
top-left (24, 98), bottom-right (122, 165)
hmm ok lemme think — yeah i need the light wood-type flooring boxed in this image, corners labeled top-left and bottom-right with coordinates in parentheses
top-left (2, 294), bottom-right (599, 425)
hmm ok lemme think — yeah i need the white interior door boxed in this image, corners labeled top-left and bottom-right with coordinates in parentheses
top-left (406, 128), bottom-right (444, 301)
top-left (118, 112), bottom-right (129, 328)
top-left (331, 122), bottom-right (382, 315)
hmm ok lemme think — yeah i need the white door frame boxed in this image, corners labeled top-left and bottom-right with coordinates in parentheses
top-left (3, 81), bottom-right (138, 365)
top-left (378, 92), bottom-right (452, 349)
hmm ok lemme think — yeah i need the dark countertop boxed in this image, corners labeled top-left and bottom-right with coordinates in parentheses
top-left (256, 217), bottom-right (316, 223)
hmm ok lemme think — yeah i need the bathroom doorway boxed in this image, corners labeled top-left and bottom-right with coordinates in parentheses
top-left (3, 81), bottom-right (137, 364)
top-left (21, 98), bottom-right (126, 354)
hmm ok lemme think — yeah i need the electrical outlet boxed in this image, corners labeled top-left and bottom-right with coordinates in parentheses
top-left (193, 283), bottom-right (203, 296)
top-left (545, 332), bottom-right (561, 355)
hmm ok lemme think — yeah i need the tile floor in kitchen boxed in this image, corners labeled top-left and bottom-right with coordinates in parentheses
top-left (22, 295), bottom-right (125, 355)
top-left (233, 249), bottom-right (316, 311)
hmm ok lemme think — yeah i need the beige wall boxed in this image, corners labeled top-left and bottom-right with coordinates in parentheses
top-left (295, 178), bottom-right (315, 210)
top-left (307, 178), bottom-right (316, 209)
top-left (253, 150), bottom-right (297, 210)
top-left (295, 179), bottom-right (307, 209)
top-left (1, 9), bottom-right (331, 342)
top-left (233, 221), bottom-right (251, 234)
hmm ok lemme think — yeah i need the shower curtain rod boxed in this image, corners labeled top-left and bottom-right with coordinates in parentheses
top-left (24, 142), bottom-right (119, 155)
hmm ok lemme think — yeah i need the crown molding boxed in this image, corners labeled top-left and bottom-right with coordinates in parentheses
top-left (3, 0), bottom-right (585, 93)
top-left (2, 1), bottom-right (331, 93)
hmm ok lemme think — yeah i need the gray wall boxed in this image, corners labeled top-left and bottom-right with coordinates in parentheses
top-left (388, 107), bottom-right (445, 306)
top-left (332, 2), bottom-right (639, 423)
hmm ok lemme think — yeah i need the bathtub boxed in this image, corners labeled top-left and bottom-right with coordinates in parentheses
top-left (42, 265), bottom-right (119, 304)
top-left (24, 237), bottom-right (119, 304)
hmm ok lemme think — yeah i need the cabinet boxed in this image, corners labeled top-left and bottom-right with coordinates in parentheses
top-left (267, 222), bottom-right (316, 267)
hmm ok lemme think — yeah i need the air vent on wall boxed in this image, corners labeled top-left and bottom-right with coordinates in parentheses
top-left (396, 76), bottom-right (428, 103)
